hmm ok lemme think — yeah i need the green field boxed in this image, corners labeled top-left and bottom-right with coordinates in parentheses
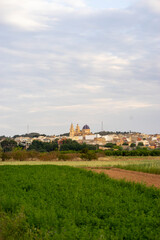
top-left (0, 165), bottom-right (160, 239)
top-left (115, 162), bottom-right (160, 175)
top-left (1, 157), bottom-right (160, 172)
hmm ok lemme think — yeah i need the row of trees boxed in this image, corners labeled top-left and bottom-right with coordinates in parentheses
top-left (1, 139), bottom-right (160, 157)
top-left (58, 139), bottom-right (97, 151)
top-left (28, 140), bottom-right (58, 152)
top-left (105, 148), bottom-right (160, 156)
top-left (28, 139), bottom-right (97, 152)
top-left (105, 142), bottom-right (143, 148)
top-left (0, 139), bottom-right (97, 153)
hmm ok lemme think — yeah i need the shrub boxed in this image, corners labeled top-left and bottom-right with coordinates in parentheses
top-left (38, 152), bottom-right (58, 161)
top-left (80, 151), bottom-right (98, 161)
top-left (58, 153), bottom-right (70, 161)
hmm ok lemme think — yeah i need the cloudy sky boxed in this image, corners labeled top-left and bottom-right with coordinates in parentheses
top-left (0, 0), bottom-right (160, 136)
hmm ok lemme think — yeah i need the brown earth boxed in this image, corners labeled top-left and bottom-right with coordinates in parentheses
top-left (85, 168), bottom-right (160, 188)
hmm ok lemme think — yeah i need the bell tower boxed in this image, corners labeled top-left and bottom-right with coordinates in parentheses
top-left (75, 124), bottom-right (80, 135)
top-left (69, 123), bottom-right (75, 137)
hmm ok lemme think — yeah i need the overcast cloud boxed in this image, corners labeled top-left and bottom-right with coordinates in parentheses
top-left (0, 0), bottom-right (160, 136)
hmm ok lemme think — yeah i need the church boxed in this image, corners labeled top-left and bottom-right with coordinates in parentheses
top-left (69, 123), bottom-right (105, 144)
top-left (69, 123), bottom-right (91, 138)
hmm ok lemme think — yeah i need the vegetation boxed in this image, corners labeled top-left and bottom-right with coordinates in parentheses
top-left (130, 143), bottom-right (136, 147)
top-left (1, 157), bottom-right (160, 168)
top-left (95, 131), bottom-right (139, 135)
top-left (13, 133), bottom-right (46, 138)
top-left (28, 140), bottom-right (58, 152)
top-left (138, 142), bottom-right (144, 146)
top-left (104, 142), bottom-right (116, 148)
top-left (80, 150), bottom-right (98, 161)
top-left (116, 163), bottom-right (160, 175)
top-left (27, 139), bottom-right (97, 152)
top-left (1, 139), bottom-right (17, 152)
top-left (1, 138), bottom-right (160, 161)
top-left (0, 165), bottom-right (160, 239)
top-left (105, 148), bottom-right (160, 156)
top-left (1, 148), bottom-right (160, 162)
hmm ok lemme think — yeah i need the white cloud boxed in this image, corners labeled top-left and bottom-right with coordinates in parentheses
top-left (139, 0), bottom-right (160, 13)
top-left (75, 84), bottom-right (102, 93)
top-left (28, 98), bottom-right (153, 114)
top-left (0, 0), bottom-right (87, 30)
top-left (0, 106), bottom-right (13, 112)
top-left (91, 98), bottom-right (153, 110)
top-left (18, 94), bottom-right (44, 99)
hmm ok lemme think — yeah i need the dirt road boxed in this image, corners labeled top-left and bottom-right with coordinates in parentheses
top-left (87, 168), bottom-right (160, 188)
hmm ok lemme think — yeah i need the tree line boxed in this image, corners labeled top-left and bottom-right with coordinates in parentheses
top-left (0, 138), bottom-right (160, 157)
top-left (0, 139), bottom-right (97, 152)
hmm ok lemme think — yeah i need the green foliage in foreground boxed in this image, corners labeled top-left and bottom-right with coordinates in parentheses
top-left (0, 166), bottom-right (160, 239)
top-left (116, 163), bottom-right (160, 175)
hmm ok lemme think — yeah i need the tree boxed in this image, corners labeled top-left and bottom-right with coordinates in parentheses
top-left (105, 143), bottom-right (115, 148)
top-left (122, 142), bottom-right (128, 146)
top-left (138, 142), bottom-right (144, 147)
top-left (130, 143), bottom-right (136, 147)
top-left (28, 140), bottom-right (58, 152)
top-left (1, 139), bottom-right (17, 152)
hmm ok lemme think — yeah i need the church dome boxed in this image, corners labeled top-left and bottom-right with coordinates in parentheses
top-left (82, 124), bottom-right (90, 130)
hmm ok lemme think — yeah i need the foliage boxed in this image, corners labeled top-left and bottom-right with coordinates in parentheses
top-left (1, 148), bottom-right (160, 162)
top-left (116, 163), bottom-right (160, 175)
top-left (28, 140), bottom-right (58, 152)
top-left (122, 142), bottom-right (128, 145)
top-left (0, 135), bottom-right (6, 140)
top-left (58, 153), bottom-right (71, 161)
top-left (0, 209), bottom-right (41, 239)
top-left (96, 131), bottom-right (139, 136)
top-left (59, 139), bottom-right (97, 151)
top-left (59, 132), bottom-right (69, 137)
top-left (27, 139), bottom-right (97, 153)
top-left (0, 150), bottom-right (58, 161)
top-left (80, 151), bottom-right (98, 161)
top-left (13, 133), bottom-right (46, 138)
top-left (130, 143), bottom-right (136, 147)
top-left (105, 148), bottom-right (160, 156)
top-left (138, 142), bottom-right (144, 146)
top-left (1, 139), bottom-right (17, 152)
top-left (0, 166), bottom-right (160, 239)
top-left (104, 143), bottom-right (116, 148)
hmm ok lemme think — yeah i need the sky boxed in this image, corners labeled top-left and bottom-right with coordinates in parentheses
top-left (0, 0), bottom-right (160, 136)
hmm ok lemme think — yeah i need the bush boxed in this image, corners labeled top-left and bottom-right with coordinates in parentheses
top-left (138, 142), bottom-right (144, 146)
top-left (130, 143), bottom-right (136, 147)
top-left (58, 154), bottom-right (70, 161)
top-left (38, 152), bottom-right (58, 161)
top-left (1, 152), bottom-right (11, 161)
top-left (81, 151), bottom-right (98, 161)
top-left (105, 143), bottom-right (115, 148)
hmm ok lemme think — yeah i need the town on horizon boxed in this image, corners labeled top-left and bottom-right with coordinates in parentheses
top-left (1, 123), bottom-right (160, 150)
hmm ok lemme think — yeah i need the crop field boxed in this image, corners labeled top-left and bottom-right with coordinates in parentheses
top-left (0, 156), bottom-right (160, 167)
top-left (0, 165), bottom-right (160, 239)
top-left (1, 156), bottom-right (160, 177)
top-left (115, 162), bottom-right (160, 175)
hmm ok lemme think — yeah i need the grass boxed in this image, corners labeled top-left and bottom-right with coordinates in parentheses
top-left (115, 163), bottom-right (160, 175)
top-left (0, 165), bottom-right (160, 239)
top-left (0, 156), bottom-right (160, 168)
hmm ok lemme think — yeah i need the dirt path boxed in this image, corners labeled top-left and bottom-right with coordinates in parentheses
top-left (86, 168), bottom-right (160, 188)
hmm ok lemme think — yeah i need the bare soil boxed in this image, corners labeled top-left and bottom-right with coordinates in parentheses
top-left (86, 168), bottom-right (160, 188)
